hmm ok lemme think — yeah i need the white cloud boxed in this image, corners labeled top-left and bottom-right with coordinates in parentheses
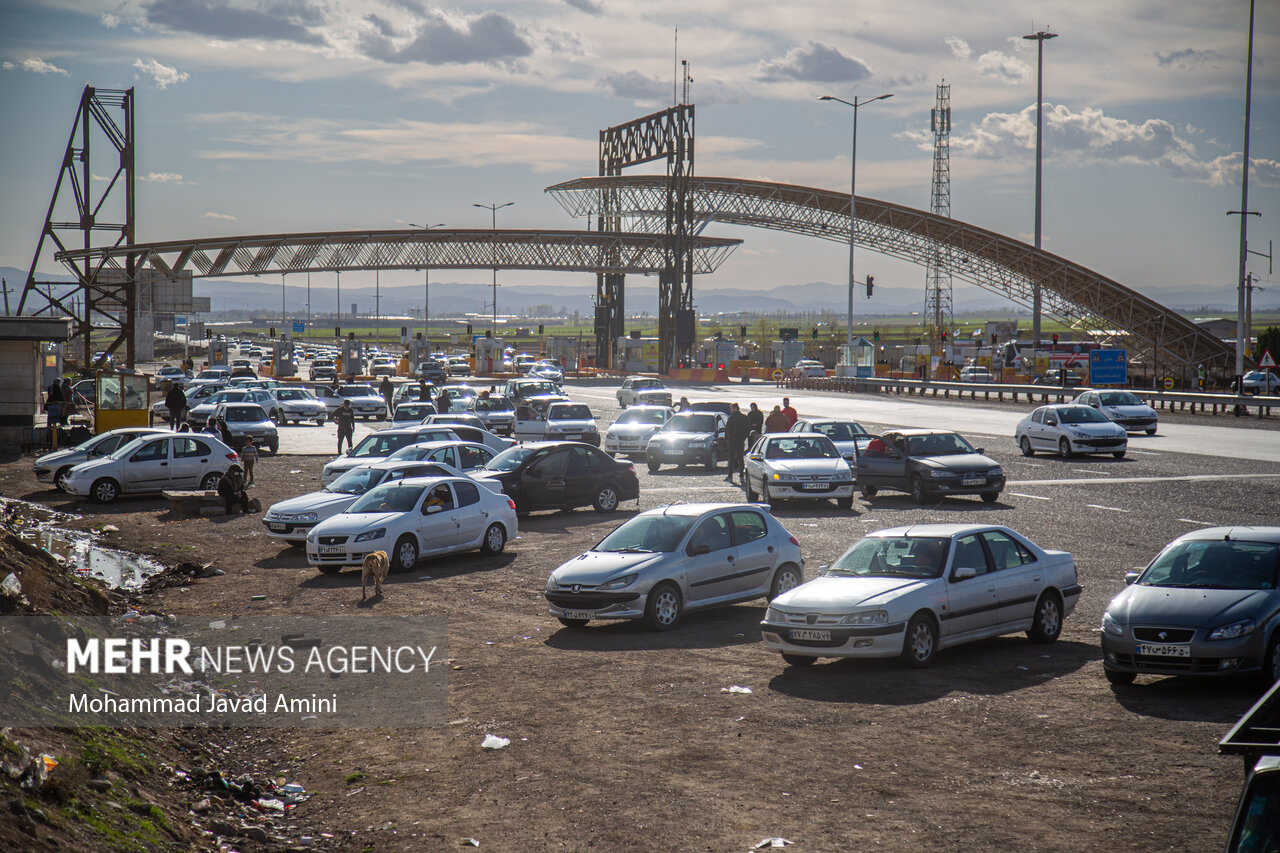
top-left (758, 41), bottom-right (872, 83)
top-left (134, 58), bottom-right (190, 88)
top-left (138, 172), bottom-right (186, 183)
top-left (945, 36), bottom-right (971, 61)
top-left (974, 49), bottom-right (1028, 84)
top-left (4, 57), bottom-right (69, 75)
top-left (100, 12), bottom-right (120, 29)
top-left (202, 211), bottom-right (237, 220)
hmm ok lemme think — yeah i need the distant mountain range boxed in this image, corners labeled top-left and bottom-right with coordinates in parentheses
top-left (2, 266), bottom-right (1272, 319)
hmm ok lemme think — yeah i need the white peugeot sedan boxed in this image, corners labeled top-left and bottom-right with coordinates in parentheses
top-left (544, 503), bottom-right (804, 631)
top-left (337, 383), bottom-right (388, 420)
top-left (761, 524), bottom-right (1081, 668)
top-left (263, 459), bottom-right (467, 547)
top-left (1073, 390), bottom-right (1158, 435)
top-left (306, 476), bottom-right (518, 573)
top-left (743, 433), bottom-right (856, 509)
top-left (62, 432), bottom-right (242, 503)
top-left (1015, 404), bottom-right (1128, 458)
top-left (264, 387), bottom-right (329, 425)
top-left (603, 405), bottom-right (673, 457)
top-left (321, 425), bottom-right (462, 485)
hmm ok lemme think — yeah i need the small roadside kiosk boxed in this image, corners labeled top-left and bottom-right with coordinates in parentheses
top-left (93, 372), bottom-right (150, 433)
top-left (0, 316), bottom-right (70, 452)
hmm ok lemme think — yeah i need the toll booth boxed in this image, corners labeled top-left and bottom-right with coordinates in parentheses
top-left (617, 336), bottom-right (659, 372)
top-left (698, 339), bottom-right (744, 369)
top-left (95, 373), bottom-right (150, 433)
top-left (405, 338), bottom-right (430, 374)
top-left (835, 337), bottom-right (876, 378)
top-left (209, 340), bottom-right (229, 367)
top-left (273, 341), bottom-right (296, 378)
top-left (770, 340), bottom-right (806, 369)
top-left (340, 340), bottom-right (364, 377)
top-left (476, 336), bottom-right (504, 375)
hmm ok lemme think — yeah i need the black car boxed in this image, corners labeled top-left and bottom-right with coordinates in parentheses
top-left (688, 401), bottom-right (734, 417)
top-left (1032, 370), bottom-right (1084, 388)
top-left (475, 441), bottom-right (639, 514)
top-left (416, 361), bottom-right (448, 384)
top-left (644, 410), bottom-right (728, 472)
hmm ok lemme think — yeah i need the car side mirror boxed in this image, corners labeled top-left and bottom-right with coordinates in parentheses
top-left (1045, 418), bottom-right (1057, 427)
top-left (975, 448), bottom-right (984, 454)
top-left (424, 504), bottom-right (442, 514)
top-left (687, 543), bottom-right (711, 557)
top-left (952, 566), bottom-right (978, 581)
top-left (1124, 570), bottom-right (1141, 585)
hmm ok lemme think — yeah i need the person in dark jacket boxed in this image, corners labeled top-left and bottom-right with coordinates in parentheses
top-left (217, 467), bottom-right (251, 514)
top-left (164, 383), bottom-right (187, 429)
top-left (217, 416), bottom-right (235, 447)
top-left (764, 405), bottom-right (789, 433)
top-left (436, 387), bottom-right (452, 413)
top-left (334, 400), bottom-right (356, 453)
top-left (725, 403), bottom-right (750, 482)
top-left (45, 380), bottom-right (64, 429)
top-left (746, 402), bottom-right (763, 436)
top-left (379, 376), bottom-right (394, 415)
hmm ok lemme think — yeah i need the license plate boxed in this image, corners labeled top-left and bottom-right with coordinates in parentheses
top-left (268, 523), bottom-right (286, 532)
top-left (802, 482), bottom-right (827, 490)
top-left (319, 545), bottom-right (345, 555)
top-left (1137, 643), bottom-right (1190, 657)
top-left (790, 629), bottom-right (831, 641)
top-left (563, 610), bottom-right (594, 621)
top-left (961, 477), bottom-right (985, 486)
top-left (564, 434), bottom-right (581, 440)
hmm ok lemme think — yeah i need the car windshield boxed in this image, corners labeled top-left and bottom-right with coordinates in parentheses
top-left (814, 422), bottom-right (867, 441)
top-left (1056, 407), bottom-right (1109, 424)
top-left (616, 409), bottom-right (668, 426)
top-left (1138, 540), bottom-right (1279, 590)
top-left (550, 404), bottom-right (592, 420)
top-left (472, 397), bottom-right (512, 412)
top-left (340, 386), bottom-right (377, 398)
top-left (827, 536), bottom-right (951, 579)
top-left (209, 391), bottom-right (247, 405)
top-left (634, 379), bottom-right (663, 390)
top-left (1099, 391), bottom-right (1142, 406)
top-left (348, 432), bottom-right (419, 458)
top-left (386, 443), bottom-right (436, 462)
top-left (487, 446), bottom-right (535, 472)
top-left (108, 436), bottom-right (149, 460)
top-left (277, 389), bottom-right (312, 400)
top-left (763, 436), bottom-right (840, 460)
top-left (327, 467), bottom-right (386, 495)
top-left (663, 413), bottom-right (717, 433)
top-left (225, 406), bottom-right (267, 422)
top-left (347, 482), bottom-right (426, 514)
top-left (594, 514), bottom-right (696, 553)
top-left (905, 433), bottom-right (976, 456)
top-left (395, 405), bottom-right (431, 418)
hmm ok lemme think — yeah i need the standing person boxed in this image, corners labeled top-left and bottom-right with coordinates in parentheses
top-left (436, 386), bottom-right (452, 414)
top-left (216, 416), bottom-right (235, 448)
top-left (59, 377), bottom-right (75, 425)
top-left (675, 396), bottom-right (691, 412)
top-left (239, 435), bottom-right (259, 485)
top-left (203, 417), bottom-right (221, 437)
top-left (764, 405), bottom-right (789, 433)
top-left (45, 380), bottom-right (64, 431)
top-left (418, 380), bottom-right (432, 401)
top-left (781, 397), bottom-right (798, 427)
top-left (164, 382), bottom-right (187, 429)
top-left (334, 399), bottom-right (356, 454)
top-left (746, 402), bottom-right (763, 436)
top-left (217, 467), bottom-right (252, 514)
top-left (725, 403), bottom-right (750, 482)
top-left (379, 375), bottom-right (394, 416)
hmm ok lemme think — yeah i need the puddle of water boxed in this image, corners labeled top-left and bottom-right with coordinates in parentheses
top-left (5, 498), bottom-right (163, 590)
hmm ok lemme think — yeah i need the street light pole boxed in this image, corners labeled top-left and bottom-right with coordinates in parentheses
top-left (819, 93), bottom-right (893, 371)
top-left (410, 222), bottom-right (445, 350)
top-left (473, 202), bottom-right (513, 337)
top-left (1232, 0), bottom-right (1257, 382)
top-left (1024, 29), bottom-right (1057, 357)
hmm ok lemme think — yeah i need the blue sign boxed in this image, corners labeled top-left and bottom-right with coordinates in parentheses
top-left (292, 321), bottom-right (305, 334)
top-left (1090, 349), bottom-right (1127, 385)
top-left (175, 315), bottom-right (186, 326)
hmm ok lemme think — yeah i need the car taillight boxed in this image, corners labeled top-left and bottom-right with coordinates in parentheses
top-left (627, 463), bottom-right (636, 474)
top-left (789, 535), bottom-right (800, 546)
top-left (227, 452), bottom-right (240, 462)
top-left (507, 498), bottom-right (517, 510)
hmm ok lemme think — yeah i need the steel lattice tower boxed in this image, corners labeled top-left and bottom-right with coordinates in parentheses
top-left (924, 81), bottom-right (952, 340)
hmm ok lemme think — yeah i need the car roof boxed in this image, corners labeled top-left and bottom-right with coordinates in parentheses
top-left (796, 417), bottom-right (857, 424)
top-left (1171, 526), bottom-right (1280, 545)
top-left (867, 523), bottom-right (1011, 538)
top-left (638, 502), bottom-right (771, 518)
top-left (888, 428), bottom-right (961, 437)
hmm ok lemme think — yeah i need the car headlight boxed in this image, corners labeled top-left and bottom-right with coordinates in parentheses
top-left (765, 606), bottom-right (787, 623)
top-left (1069, 429), bottom-right (1089, 438)
top-left (1208, 619), bottom-right (1255, 641)
top-left (1100, 612), bottom-right (1125, 637)
top-left (842, 610), bottom-right (889, 625)
top-left (294, 512), bottom-right (318, 523)
top-left (929, 470), bottom-right (956, 478)
top-left (597, 573), bottom-right (637, 591)
top-left (988, 468), bottom-right (1003, 477)
top-left (770, 472), bottom-right (795, 481)
top-left (354, 528), bottom-right (386, 543)
top-left (687, 437), bottom-right (711, 447)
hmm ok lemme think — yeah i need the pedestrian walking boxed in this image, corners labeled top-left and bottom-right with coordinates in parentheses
top-left (436, 387), bottom-right (452, 413)
top-left (164, 383), bottom-right (187, 429)
top-left (746, 402), bottom-right (763, 436)
top-left (379, 376), bottom-right (394, 416)
top-left (675, 396), bottom-right (691, 412)
top-left (44, 380), bottom-right (64, 431)
top-left (764, 405), bottom-right (789, 433)
top-left (239, 435), bottom-right (259, 485)
top-left (781, 397), bottom-right (798, 427)
top-left (725, 403), bottom-right (750, 481)
top-left (59, 377), bottom-right (75, 425)
top-left (217, 467), bottom-right (252, 514)
top-left (334, 399), bottom-right (356, 453)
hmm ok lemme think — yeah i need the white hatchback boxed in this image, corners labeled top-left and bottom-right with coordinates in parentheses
top-left (1014, 404), bottom-right (1128, 458)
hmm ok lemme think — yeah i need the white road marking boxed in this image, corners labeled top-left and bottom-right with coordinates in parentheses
top-left (1177, 518), bottom-right (1215, 525)
top-left (1072, 468), bottom-right (1113, 476)
top-left (1012, 472), bottom-right (1280, 487)
top-left (1010, 461), bottom-right (1047, 467)
top-left (1008, 492), bottom-right (1051, 500)
top-left (1087, 504), bottom-right (1130, 513)
top-left (1124, 449), bottom-right (1161, 456)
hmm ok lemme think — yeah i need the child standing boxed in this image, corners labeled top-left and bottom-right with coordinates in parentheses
top-left (240, 435), bottom-right (259, 485)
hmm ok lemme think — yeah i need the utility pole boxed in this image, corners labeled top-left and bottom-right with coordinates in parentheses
top-left (1230, 0), bottom-right (1258, 383)
top-left (473, 202), bottom-right (513, 338)
top-left (1024, 28), bottom-right (1057, 360)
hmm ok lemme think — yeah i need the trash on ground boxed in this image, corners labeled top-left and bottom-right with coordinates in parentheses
top-left (1, 573), bottom-right (22, 599)
top-left (480, 734), bottom-right (510, 750)
top-left (722, 686), bottom-right (753, 694)
top-left (755, 838), bottom-right (793, 849)
top-left (209, 620), bottom-right (226, 629)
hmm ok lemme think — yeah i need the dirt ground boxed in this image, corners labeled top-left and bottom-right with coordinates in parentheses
top-left (1, 394), bottom-right (1277, 851)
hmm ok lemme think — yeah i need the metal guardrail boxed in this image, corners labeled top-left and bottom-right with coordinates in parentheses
top-left (777, 375), bottom-right (1278, 418)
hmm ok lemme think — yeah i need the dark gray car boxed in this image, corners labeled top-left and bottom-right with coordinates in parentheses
top-left (852, 429), bottom-right (1005, 504)
top-left (1100, 526), bottom-right (1280, 687)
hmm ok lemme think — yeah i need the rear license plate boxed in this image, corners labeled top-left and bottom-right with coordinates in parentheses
top-left (1137, 643), bottom-right (1189, 657)
top-left (790, 629), bottom-right (831, 641)
top-left (318, 545), bottom-right (345, 555)
top-left (961, 477), bottom-right (985, 486)
top-left (802, 483), bottom-right (827, 490)
top-left (564, 434), bottom-right (581, 440)
top-left (268, 523), bottom-right (286, 532)
top-left (563, 610), bottom-right (594, 621)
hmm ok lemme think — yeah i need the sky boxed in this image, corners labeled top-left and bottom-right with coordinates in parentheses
top-left (1, 0), bottom-right (1277, 315)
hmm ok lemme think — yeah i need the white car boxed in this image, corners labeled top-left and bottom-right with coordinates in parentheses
top-left (33, 427), bottom-right (171, 491)
top-left (417, 417), bottom-right (518, 453)
top-left (761, 524), bottom-right (1081, 667)
top-left (743, 433), bottom-right (856, 509)
top-left (527, 361), bottom-right (565, 382)
top-left (789, 418), bottom-right (872, 463)
top-left (186, 388), bottom-right (275, 427)
top-left (337, 384), bottom-right (388, 420)
top-left (616, 377), bottom-right (673, 408)
top-left (603, 406), bottom-right (673, 457)
top-left (62, 432), bottom-right (242, 503)
top-left (1242, 370), bottom-right (1280, 395)
top-left (264, 387), bottom-right (329, 425)
top-left (306, 475), bottom-right (518, 572)
top-left (959, 365), bottom-right (994, 383)
top-left (156, 365), bottom-right (190, 385)
top-left (514, 401), bottom-right (600, 445)
top-left (370, 357), bottom-right (398, 377)
top-left (383, 440), bottom-right (497, 473)
top-left (468, 395), bottom-right (516, 435)
top-left (446, 356), bottom-right (472, 377)
top-left (321, 426), bottom-right (463, 485)
top-left (1073, 390), bottom-right (1158, 434)
top-left (795, 360), bottom-right (826, 378)
top-left (1015, 404), bottom-right (1128, 458)
top-left (262, 459), bottom-right (466, 546)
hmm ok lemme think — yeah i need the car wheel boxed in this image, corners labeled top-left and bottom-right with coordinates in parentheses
top-left (199, 472), bottom-right (223, 491)
top-left (762, 482), bottom-right (773, 505)
top-left (1028, 592), bottom-right (1063, 643)
top-left (980, 491), bottom-right (999, 504)
top-left (1104, 668), bottom-right (1137, 686)
top-left (781, 654), bottom-right (817, 667)
top-left (910, 475), bottom-right (927, 505)
top-left (269, 410), bottom-right (279, 421)
top-left (836, 496), bottom-right (854, 509)
top-left (704, 447), bottom-right (718, 470)
top-left (769, 563), bottom-right (803, 601)
top-left (1112, 450), bottom-right (1126, 459)
top-left (1019, 436), bottom-right (1035, 457)
top-left (557, 616), bottom-right (590, 628)
top-left (1145, 428), bottom-right (1157, 435)
top-left (1058, 437), bottom-right (1073, 459)
top-left (647, 459), bottom-right (660, 473)
top-left (317, 564), bottom-right (343, 575)
top-left (900, 613), bottom-right (937, 668)
top-left (861, 484), bottom-right (878, 499)
top-left (391, 535), bottom-right (418, 572)
top-left (745, 479), bottom-right (759, 502)
top-left (1261, 637), bottom-right (1280, 688)
top-left (479, 523), bottom-right (506, 556)
top-left (54, 466), bottom-right (73, 492)
top-left (644, 582), bottom-right (683, 632)
top-left (592, 484), bottom-right (619, 512)
top-left (90, 478), bottom-right (120, 504)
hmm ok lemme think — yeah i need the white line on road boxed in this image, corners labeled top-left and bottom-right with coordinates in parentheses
top-left (1012, 473), bottom-right (1280, 487)
top-left (1008, 492), bottom-right (1051, 500)
top-left (1087, 504), bottom-right (1130, 513)
top-left (1177, 518), bottom-right (1216, 525)
top-left (1124, 449), bottom-right (1161, 456)
top-left (1072, 468), bottom-right (1113, 476)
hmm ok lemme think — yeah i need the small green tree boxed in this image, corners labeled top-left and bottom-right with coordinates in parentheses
top-left (1254, 326), bottom-right (1280, 364)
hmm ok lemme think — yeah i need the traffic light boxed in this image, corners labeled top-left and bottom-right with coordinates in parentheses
top-left (400, 326), bottom-right (408, 338)
top-left (269, 327), bottom-right (276, 339)
top-left (940, 330), bottom-right (947, 343)
top-left (873, 329), bottom-right (880, 342)
top-left (538, 324), bottom-right (545, 335)
top-left (335, 326), bottom-right (341, 338)
top-left (1052, 333), bottom-right (1059, 346)
top-left (865, 275), bottom-right (874, 297)
top-left (415, 332), bottom-right (423, 341)
top-left (812, 327), bottom-right (818, 339)
top-left (740, 325), bottom-right (747, 338)
top-left (465, 323), bottom-right (473, 336)
top-left (205, 327), bottom-right (213, 340)
top-left (348, 332), bottom-right (355, 340)
top-left (485, 329), bottom-right (492, 338)
top-left (991, 333), bottom-right (999, 344)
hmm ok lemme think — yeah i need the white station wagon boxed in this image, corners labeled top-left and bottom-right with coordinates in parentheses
top-left (761, 524), bottom-right (1081, 668)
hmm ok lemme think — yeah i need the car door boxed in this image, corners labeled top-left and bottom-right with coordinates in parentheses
top-left (513, 404), bottom-right (545, 442)
top-left (727, 509), bottom-right (778, 596)
top-left (451, 481), bottom-right (487, 547)
top-left (426, 446), bottom-right (459, 468)
top-left (983, 530), bottom-right (1043, 628)
top-left (858, 433), bottom-right (905, 488)
top-left (563, 445), bottom-right (601, 508)
top-left (122, 437), bottom-right (172, 492)
top-left (682, 511), bottom-right (741, 604)
top-left (458, 444), bottom-right (494, 472)
top-left (940, 533), bottom-right (998, 641)
top-left (416, 482), bottom-right (461, 553)
top-left (169, 436), bottom-right (215, 487)
top-left (521, 448), bottom-right (569, 508)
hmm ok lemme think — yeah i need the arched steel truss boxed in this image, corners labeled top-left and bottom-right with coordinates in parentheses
top-left (53, 228), bottom-right (741, 280)
top-left (546, 175), bottom-right (1240, 370)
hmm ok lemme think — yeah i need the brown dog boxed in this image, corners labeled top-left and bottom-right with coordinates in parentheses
top-left (361, 550), bottom-right (389, 600)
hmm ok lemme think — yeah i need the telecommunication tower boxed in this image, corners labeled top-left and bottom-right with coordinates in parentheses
top-left (924, 81), bottom-right (953, 341)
